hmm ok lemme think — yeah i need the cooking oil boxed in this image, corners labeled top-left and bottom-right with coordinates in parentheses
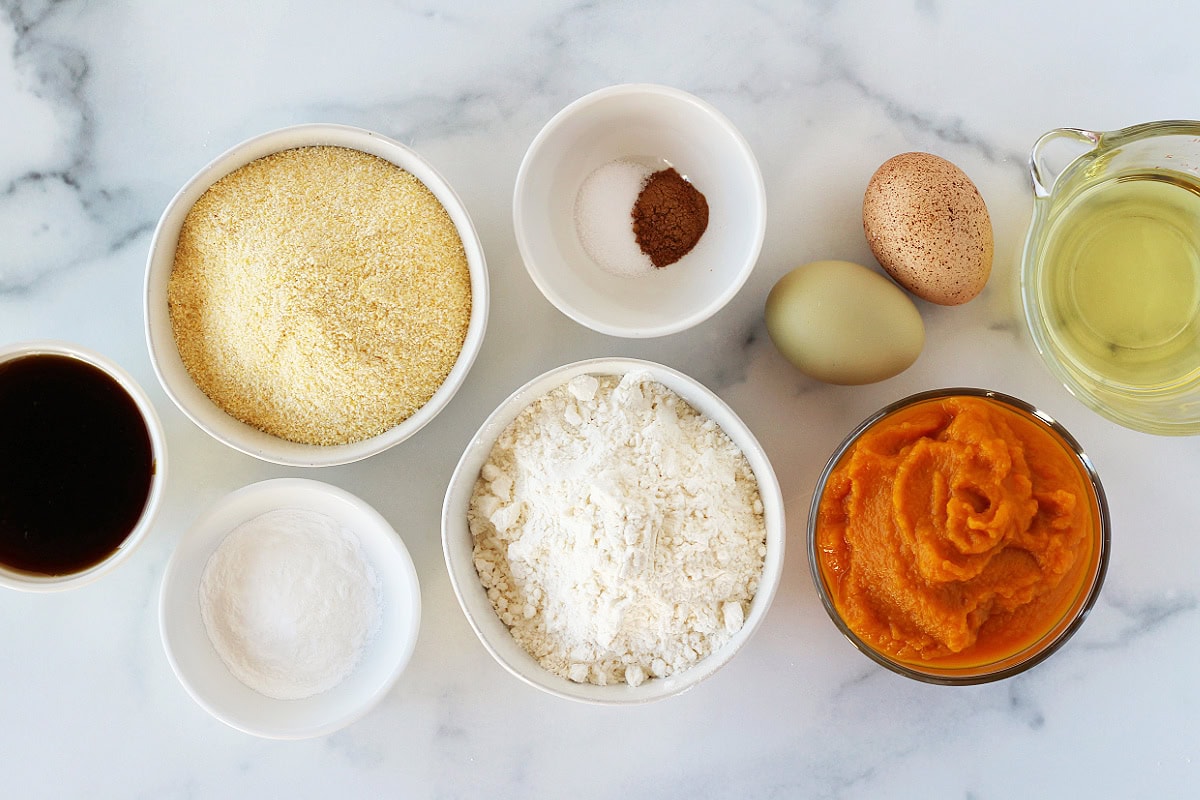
top-left (1037, 171), bottom-right (1200, 389)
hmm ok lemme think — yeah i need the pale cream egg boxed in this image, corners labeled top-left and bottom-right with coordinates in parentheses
top-left (765, 260), bottom-right (925, 385)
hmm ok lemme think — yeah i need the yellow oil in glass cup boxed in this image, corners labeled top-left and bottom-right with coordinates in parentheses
top-left (1022, 121), bottom-right (1200, 434)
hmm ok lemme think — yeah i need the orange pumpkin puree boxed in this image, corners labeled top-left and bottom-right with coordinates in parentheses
top-left (816, 395), bottom-right (1097, 667)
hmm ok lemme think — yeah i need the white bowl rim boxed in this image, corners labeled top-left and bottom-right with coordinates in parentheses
top-left (144, 122), bottom-right (489, 467)
top-left (441, 356), bottom-right (785, 704)
top-left (0, 339), bottom-right (167, 592)
top-left (512, 83), bottom-right (767, 338)
top-left (158, 477), bottom-right (422, 739)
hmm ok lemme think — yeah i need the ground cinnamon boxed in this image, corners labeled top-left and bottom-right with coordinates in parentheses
top-left (631, 168), bottom-right (709, 268)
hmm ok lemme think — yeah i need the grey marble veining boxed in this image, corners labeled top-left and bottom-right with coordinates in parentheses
top-left (2, 1), bottom-right (1200, 798)
top-left (1, 0), bottom-right (154, 293)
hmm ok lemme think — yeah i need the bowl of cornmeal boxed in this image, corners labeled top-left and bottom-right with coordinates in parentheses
top-left (145, 123), bottom-right (489, 466)
top-left (441, 357), bottom-right (785, 704)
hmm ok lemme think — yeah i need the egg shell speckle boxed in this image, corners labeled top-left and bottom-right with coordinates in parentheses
top-left (862, 152), bottom-right (993, 306)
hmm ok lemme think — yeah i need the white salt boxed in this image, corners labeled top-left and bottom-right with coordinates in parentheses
top-left (573, 159), bottom-right (655, 277)
top-left (199, 508), bottom-right (382, 700)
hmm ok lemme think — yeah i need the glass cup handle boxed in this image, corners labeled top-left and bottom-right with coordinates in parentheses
top-left (1029, 128), bottom-right (1101, 198)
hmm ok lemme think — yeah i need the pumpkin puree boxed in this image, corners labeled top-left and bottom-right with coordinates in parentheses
top-left (816, 395), bottom-right (1097, 666)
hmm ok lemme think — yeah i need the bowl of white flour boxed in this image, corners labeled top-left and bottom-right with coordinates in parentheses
top-left (160, 478), bottom-right (421, 738)
top-left (442, 358), bottom-right (784, 704)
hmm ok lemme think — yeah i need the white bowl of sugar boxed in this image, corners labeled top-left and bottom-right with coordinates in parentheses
top-left (160, 478), bottom-right (421, 738)
top-left (442, 358), bottom-right (785, 704)
top-left (513, 84), bottom-right (766, 338)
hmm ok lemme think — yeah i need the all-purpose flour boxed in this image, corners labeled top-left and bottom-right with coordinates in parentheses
top-left (469, 372), bottom-right (766, 687)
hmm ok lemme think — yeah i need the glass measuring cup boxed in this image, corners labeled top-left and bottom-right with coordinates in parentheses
top-left (1021, 121), bottom-right (1200, 435)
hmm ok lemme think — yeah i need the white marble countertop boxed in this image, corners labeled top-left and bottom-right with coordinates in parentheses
top-left (3, 2), bottom-right (1199, 797)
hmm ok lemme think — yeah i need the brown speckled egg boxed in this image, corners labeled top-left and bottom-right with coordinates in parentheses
top-left (862, 152), bottom-right (993, 305)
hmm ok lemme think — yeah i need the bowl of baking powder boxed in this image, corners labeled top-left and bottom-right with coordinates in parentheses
top-left (442, 358), bottom-right (784, 704)
top-left (160, 478), bottom-right (420, 738)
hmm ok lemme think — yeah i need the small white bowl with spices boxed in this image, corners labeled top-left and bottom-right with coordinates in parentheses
top-left (442, 357), bottom-right (785, 704)
top-left (159, 478), bottom-right (421, 739)
top-left (514, 84), bottom-right (766, 338)
top-left (145, 123), bottom-right (488, 467)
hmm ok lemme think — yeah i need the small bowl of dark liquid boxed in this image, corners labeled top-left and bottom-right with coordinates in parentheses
top-left (0, 341), bottom-right (166, 591)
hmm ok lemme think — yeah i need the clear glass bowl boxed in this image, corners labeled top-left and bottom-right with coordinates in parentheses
top-left (1021, 120), bottom-right (1200, 435)
top-left (807, 388), bottom-right (1110, 685)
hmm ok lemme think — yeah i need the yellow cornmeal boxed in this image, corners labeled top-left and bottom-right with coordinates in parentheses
top-left (168, 145), bottom-right (472, 446)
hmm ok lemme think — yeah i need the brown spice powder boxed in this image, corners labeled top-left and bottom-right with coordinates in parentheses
top-left (631, 167), bottom-right (709, 268)
top-left (167, 145), bottom-right (472, 446)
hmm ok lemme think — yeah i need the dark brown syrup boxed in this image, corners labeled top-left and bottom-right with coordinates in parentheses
top-left (0, 354), bottom-right (154, 575)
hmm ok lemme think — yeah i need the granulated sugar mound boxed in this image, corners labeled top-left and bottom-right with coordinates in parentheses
top-left (573, 159), bottom-right (655, 277)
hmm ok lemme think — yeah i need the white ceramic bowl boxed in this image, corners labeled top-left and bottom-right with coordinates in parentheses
top-left (513, 84), bottom-right (766, 338)
top-left (0, 340), bottom-right (166, 592)
top-left (160, 478), bottom-right (421, 739)
top-left (442, 357), bottom-right (784, 704)
top-left (145, 123), bottom-right (489, 467)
